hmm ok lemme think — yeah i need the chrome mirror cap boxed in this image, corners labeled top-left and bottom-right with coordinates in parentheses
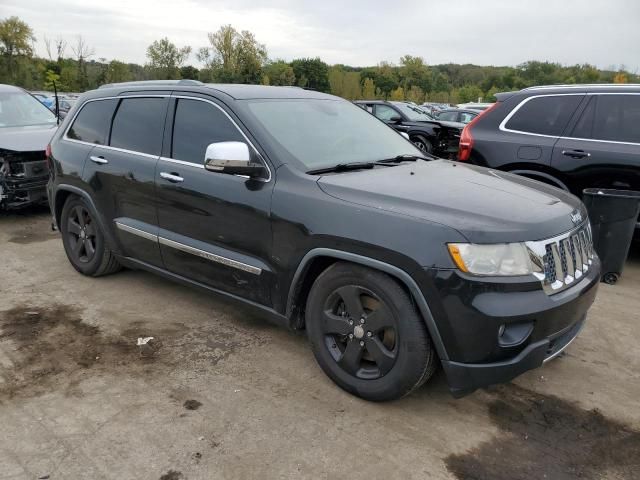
top-left (205, 141), bottom-right (251, 171)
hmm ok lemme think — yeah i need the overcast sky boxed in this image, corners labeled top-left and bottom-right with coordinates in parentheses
top-left (3, 0), bottom-right (639, 70)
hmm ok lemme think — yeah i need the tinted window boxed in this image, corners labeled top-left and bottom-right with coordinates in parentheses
top-left (438, 111), bottom-right (458, 122)
top-left (571, 97), bottom-right (596, 139)
top-left (67, 99), bottom-right (117, 144)
top-left (460, 112), bottom-right (476, 123)
top-left (590, 95), bottom-right (640, 143)
top-left (171, 99), bottom-right (244, 163)
top-left (505, 95), bottom-right (583, 136)
top-left (374, 104), bottom-right (399, 121)
top-left (110, 98), bottom-right (166, 155)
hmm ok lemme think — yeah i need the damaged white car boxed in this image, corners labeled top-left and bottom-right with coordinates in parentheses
top-left (0, 84), bottom-right (58, 210)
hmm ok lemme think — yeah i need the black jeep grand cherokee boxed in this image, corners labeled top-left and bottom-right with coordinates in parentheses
top-left (47, 81), bottom-right (600, 401)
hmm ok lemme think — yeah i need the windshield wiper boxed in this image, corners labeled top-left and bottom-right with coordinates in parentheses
top-left (307, 162), bottom-right (376, 175)
top-left (375, 154), bottom-right (432, 164)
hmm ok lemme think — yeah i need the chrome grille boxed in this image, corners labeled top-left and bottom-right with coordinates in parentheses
top-left (526, 223), bottom-right (595, 295)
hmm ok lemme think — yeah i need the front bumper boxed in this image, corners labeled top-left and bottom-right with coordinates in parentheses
top-left (442, 316), bottom-right (586, 397)
top-left (424, 256), bottom-right (600, 397)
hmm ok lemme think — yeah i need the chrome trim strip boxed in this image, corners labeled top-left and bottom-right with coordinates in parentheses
top-left (159, 157), bottom-right (205, 169)
top-left (115, 222), bottom-right (159, 242)
top-left (171, 95), bottom-right (272, 183)
top-left (543, 320), bottom-right (586, 363)
top-left (158, 237), bottom-right (262, 275)
top-left (499, 92), bottom-right (640, 146)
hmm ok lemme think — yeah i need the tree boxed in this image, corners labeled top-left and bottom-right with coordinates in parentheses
top-left (198, 25), bottom-right (266, 83)
top-left (180, 65), bottom-right (199, 80)
top-left (457, 85), bottom-right (483, 103)
top-left (613, 72), bottom-right (628, 84)
top-left (71, 36), bottom-right (95, 90)
top-left (390, 86), bottom-right (404, 101)
top-left (373, 62), bottom-right (397, 99)
top-left (43, 69), bottom-right (64, 91)
top-left (399, 55), bottom-right (431, 93)
top-left (106, 60), bottom-right (131, 83)
top-left (263, 60), bottom-right (295, 86)
top-left (146, 37), bottom-right (191, 79)
top-left (362, 78), bottom-right (376, 99)
top-left (0, 16), bottom-right (35, 81)
top-left (291, 57), bottom-right (330, 92)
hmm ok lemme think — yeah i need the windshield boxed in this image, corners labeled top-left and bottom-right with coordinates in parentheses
top-left (0, 90), bottom-right (57, 128)
top-left (245, 99), bottom-right (422, 170)
top-left (393, 103), bottom-right (435, 121)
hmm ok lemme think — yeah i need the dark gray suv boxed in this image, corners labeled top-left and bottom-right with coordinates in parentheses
top-left (48, 81), bottom-right (600, 401)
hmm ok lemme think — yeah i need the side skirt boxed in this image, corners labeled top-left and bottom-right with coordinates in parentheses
top-left (116, 255), bottom-right (290, 329)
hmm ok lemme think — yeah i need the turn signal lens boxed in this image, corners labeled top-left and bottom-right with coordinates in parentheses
top-left (447, 244), bottom-right (469, 273)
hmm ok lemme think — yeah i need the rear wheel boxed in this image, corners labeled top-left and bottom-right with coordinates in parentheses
top-left (306, 262), bottom-right (437, 401)
top-left (60, 195), bottom-right (121, 277)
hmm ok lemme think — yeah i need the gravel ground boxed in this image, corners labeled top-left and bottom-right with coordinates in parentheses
top-left (1, 207), bottom-right (639, 480)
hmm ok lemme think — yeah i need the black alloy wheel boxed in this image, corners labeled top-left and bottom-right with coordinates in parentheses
top-left (66, 205), bottom-right (97, 264)
top-left (322, 285), bottom-right (397, 380)
top-left (306, 262), bottom-right (437, 401)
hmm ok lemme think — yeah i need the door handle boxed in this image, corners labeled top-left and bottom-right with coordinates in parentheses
top-left (562, 150), bottom-right (591, 159)
top-left (160, 172), bottom-right (184, 183)
top-left (90, 155), bottom-right (108, 164)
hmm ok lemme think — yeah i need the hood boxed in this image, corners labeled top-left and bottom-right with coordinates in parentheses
top-left (0, 124), bottom-right (58, 152)
top-left (404, 119), bottom-right (464, 131)
top-left (317, 160), bottom-right (586, 243)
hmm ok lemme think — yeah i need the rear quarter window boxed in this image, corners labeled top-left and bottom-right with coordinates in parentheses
top-left (504, 95), bottom-right (584, 136)
top-left (67, 99), bottom-right (118, 144)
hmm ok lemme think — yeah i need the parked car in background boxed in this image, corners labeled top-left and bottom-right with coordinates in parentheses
top-left (458, 84), bottom-right (640, 210)
top-left (57, 97), bottom-right (77, 118)
top-left (48, 80), bottom-right (599, 401)
top-left (31, 91), bottom-right (55, 110)
top-left (436, 108), bottom-right (479, 124)
top-left (457, 102), bottom-right (493, 111)
top-left (355, 100), bottom-right (463, 156)
top-left (0, 84), bottom-right (57, 209)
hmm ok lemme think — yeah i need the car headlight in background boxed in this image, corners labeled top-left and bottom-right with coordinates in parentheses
top-left (447, 243), bottom-right (536, 276)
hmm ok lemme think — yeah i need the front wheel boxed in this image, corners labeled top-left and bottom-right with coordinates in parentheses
top-left (306, 262), bottom-right (437, 401)
top-left (410, 135), bottom-right (433, 154)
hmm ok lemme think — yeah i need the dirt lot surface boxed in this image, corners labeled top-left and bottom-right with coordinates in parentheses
top-left (1, 207), bottom-right (639, 480)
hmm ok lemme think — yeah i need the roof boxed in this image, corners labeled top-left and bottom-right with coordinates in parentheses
top-left (497, 83), bottom-right (640, 101)
top-left (96, 80), bottom-right (337, 100)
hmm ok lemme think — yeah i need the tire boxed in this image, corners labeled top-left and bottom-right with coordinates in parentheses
top-left (410, 135), bottom-right (433, 154)
top-left (60, 195), bottom-right (121, 277)
top-left (305, 262), bottom-right (437, 401)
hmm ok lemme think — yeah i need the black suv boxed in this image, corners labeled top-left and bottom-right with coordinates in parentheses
top-left (48, 81), bottom-right (600, 401)
top-left (355, 100), bottom-right (462, 157)
top-left (459, 84), bottom-right (640, 207)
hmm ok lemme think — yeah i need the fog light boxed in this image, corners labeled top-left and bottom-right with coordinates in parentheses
top-left (498, 322), bottom-right (534, 347)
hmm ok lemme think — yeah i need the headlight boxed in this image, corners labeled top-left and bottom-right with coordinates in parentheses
top-left (447, 243), bottom-right (534, 276)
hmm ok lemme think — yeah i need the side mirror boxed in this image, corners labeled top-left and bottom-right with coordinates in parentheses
top-left (388, 115), bottom-right (402, 124)
top-left (204, 141), bottom-right (266, 178)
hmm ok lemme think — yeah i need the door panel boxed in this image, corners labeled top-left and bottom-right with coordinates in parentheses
top-left (81, 96), bottom-right (168, 266)
top-left (552, 94), bottom-right (640, 196)
top-left (155, 96), bottom-right (275, 306)
top-left (84, 146), bottom-right (162, 265)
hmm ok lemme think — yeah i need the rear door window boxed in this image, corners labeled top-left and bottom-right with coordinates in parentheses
top-left (110, 97), bottom-right (167, 155)
top-left (505, 95), bottom-right (584, 136)
top-left (171, 98), bottom-right (244, 164)
top-left (67, 99), bottom-right (118, 144)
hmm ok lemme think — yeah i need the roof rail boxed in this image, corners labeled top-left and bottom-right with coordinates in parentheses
top-left (522, 83), bottom-right (640, 91)
top-left (98, 79), bottom-right (203, 89)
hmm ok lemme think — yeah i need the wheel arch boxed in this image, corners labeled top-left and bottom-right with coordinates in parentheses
top-left (286, 248), bottom-right (449, 361)
top-left (53, 184), bottom-right (120, 251)
top-left (503, 167), bottom-right (570, 191)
